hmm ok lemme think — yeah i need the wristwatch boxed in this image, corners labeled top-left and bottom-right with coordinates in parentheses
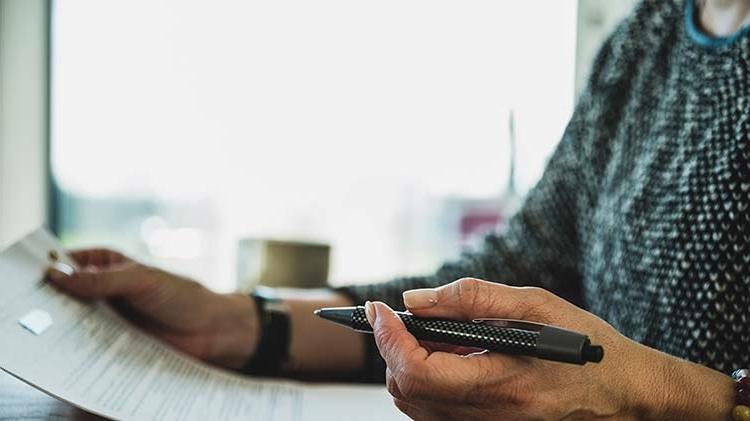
top-left (242, 287), bottom-right (291, 376)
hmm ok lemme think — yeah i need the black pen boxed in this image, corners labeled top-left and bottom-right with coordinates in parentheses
top-left (314, 306), bottom-right (603, 365)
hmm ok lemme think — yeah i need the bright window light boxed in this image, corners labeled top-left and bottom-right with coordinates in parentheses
top-left (51, 0), bottom-right (578, 292)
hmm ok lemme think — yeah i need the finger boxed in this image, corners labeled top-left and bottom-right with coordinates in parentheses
top-left (69, 248), bottom-right (127, 267)
top-left (366, 301), bottom-right (428, 374)
top-left (47, 262), bottom-right (151, 300)
top-left (385, 367), bottom-right (405, 401)
top-left (392, 398), bottom-right (432, 421)
top-left (388, 368), bottom-right (453, 421)
top-left (75, 248), bottom-right (126, 266)
top-left (367, 301), bottom-right (507, 402)
top-left (396, 398), bottom-right (480, 421)
top-left (402, 277), bottom-right (558, 322)
top-left (68, 249), bottom-right (107, 266)
top-left (419, 340), bottom-right (482, 356)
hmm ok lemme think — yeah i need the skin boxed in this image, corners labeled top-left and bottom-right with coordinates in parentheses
top-left (697, 0), bottom-right (750, 36)
top-left (367, 278), bottom-right (735, 420)
top-left (47, 249), bottom-right (363, 373)
top-left (45, 0), bottom-right (750, 417)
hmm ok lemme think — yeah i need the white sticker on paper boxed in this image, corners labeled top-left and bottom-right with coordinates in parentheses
top-left (18, 309), bottom-right (53, 335)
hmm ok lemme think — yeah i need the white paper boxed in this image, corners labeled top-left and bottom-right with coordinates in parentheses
top-left (0, 228), bottom-right (405, 421)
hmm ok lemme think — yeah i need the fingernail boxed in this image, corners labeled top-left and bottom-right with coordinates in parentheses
top-left (364, 301), bottom-right (377, 326)
top-left (403, 288), bottom-right (438, 309)
top-left (47, 262), bottom-right (75, 282)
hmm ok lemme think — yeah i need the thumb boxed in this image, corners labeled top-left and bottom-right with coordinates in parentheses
top-left (47, 262), bottom-right (151, 300)
top-left (366, 301), bottom-right (428, 371)
top-left (402, 277), bottom-right (549, 321)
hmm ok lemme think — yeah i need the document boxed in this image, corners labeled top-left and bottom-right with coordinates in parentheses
top-left (0, 228), bottom-right (405, 420)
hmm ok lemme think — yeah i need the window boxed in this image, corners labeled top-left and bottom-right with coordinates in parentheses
top-left (51, 0), bottom-right (578, 291)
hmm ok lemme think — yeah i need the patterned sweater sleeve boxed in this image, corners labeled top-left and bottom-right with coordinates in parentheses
top-left (337, 126), bottom-right (586, 304)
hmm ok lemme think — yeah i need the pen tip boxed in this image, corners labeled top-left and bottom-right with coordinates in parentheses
top-left (313, 309), bottom-right (321, 316)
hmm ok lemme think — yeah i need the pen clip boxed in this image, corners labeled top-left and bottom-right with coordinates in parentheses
top-left (471, 318), bottom-right (546, 332)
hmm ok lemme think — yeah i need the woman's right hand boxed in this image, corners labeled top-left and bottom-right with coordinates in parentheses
top-left (46, 248), bottom-right (260, 370)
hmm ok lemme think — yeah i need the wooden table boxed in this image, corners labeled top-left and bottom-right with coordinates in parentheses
top-left (0, 369), bottom-right (103, 420)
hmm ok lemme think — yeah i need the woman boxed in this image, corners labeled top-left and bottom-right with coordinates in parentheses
top-left (49, 0), bottom-right (750, 418)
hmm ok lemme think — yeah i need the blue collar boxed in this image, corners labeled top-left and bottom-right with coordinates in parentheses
top-left (685, 0), bottom-right (750, 48)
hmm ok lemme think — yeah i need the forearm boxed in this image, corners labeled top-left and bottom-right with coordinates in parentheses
top-left (278, 276), bottom-right (447, 380)
top-left (278, 288), bottom-right (365, 375)
top-left (211, 289), bottom-right (364, 377)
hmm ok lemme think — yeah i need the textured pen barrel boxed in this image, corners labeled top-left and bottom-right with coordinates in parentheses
top-left (350, 307), bottom-right (537, 355)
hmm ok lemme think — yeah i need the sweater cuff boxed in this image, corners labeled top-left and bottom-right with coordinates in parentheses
top-left (333, 285), bottom-right (387, 384)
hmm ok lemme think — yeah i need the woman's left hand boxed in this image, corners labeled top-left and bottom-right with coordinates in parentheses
top-left (366, 278), bottom-right (734, 420)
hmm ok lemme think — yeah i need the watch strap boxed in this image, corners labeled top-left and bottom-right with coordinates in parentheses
top-left (242, 287), bottom-right (290, 376)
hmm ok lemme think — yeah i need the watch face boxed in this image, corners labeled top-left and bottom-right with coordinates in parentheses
top-left (254, 286), bottom-right (279, 301)
top-left (253, 287), bottom-right (290, 313)
top-left (265, 301), bottom-right (290, 313)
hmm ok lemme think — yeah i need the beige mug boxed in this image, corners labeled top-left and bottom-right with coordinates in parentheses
top-left (236, 238), bottom-right (330, 292)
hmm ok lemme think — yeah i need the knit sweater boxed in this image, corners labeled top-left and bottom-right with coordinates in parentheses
top-left (338, 0), bottom-right (750, 383)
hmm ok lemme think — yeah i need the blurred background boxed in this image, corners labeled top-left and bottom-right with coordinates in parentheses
top-left (0, 0), bottom-right (636, 292)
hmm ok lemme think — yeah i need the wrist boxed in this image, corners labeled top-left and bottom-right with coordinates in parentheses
top-left (631, 343), bottom-right (734, 420)
top-left (242, 288), bottom-right (292, 376)
top-left (208, 293), bottom-right (261, 370)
